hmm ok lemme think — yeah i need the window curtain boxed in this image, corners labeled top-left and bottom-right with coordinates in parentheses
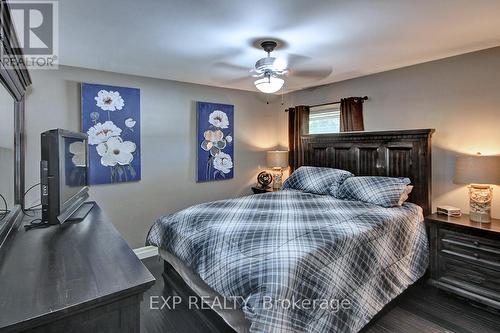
top-left (340, 97), bottom-right (364, 132)
top-left (287, 105), bottom-right (309, 171)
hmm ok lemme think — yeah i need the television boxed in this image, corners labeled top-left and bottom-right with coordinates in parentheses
top-left (40, 129), bottom-right (91, 224)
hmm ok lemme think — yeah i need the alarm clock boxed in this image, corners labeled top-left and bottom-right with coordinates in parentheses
top-left (257, 171), bottom-right (273, 189)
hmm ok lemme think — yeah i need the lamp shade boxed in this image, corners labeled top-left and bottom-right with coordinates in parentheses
top-left (267, 151), bottom-right (289, 168)
top-left (454, 155), bottom-right (500, 185)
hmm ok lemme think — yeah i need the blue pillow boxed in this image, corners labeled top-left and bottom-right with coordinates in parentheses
top-left (282, 166), bottom-right (353, 195)
top-left (336, 176), bottom-right (411, 207)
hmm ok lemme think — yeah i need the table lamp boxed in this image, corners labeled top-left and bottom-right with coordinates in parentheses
top-left (454, 153), bottom-right (500, 223)
top-left (267, 151), bottom-right (289, 189)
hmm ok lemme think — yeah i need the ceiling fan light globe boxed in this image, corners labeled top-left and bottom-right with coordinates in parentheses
top-left (254, 76), bottom-right (284, 94)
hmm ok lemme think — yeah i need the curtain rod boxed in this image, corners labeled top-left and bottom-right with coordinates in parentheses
top-left (309, 96), bottom-right (368, 108)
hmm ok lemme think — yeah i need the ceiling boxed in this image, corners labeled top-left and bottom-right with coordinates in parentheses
top-left (59, 0), bottom-right (500, 93)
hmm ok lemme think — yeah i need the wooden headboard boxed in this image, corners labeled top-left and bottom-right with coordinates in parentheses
top-left (294, 129), bottom-right (434, 215)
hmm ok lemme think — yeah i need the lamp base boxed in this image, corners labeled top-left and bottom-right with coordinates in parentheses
top-left (469, 184), bottom-right (492, 223)
top-left (469, 211), bottom-right (491, 223)
top-left (272, 167), bottom-right (283, 189)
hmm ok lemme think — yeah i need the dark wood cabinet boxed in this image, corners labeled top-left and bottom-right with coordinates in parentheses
top-left (426, 213), bottom-right (500, 311)
top-left (0, 203), bottom-right (155, 332)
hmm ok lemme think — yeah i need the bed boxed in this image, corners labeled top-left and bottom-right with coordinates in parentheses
top-left (147, 129), bottom-right (434, 333)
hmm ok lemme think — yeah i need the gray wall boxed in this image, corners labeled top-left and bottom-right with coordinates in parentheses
top-left (286, 47), bottom-right (500, 218)
top-left (24, 46), bottom-right (500, 248)
top-left (25, 66), bottom-right (281, 248)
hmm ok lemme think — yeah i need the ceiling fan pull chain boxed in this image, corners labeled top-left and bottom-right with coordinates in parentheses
top-left (281, 84), bottom-right (284, 106)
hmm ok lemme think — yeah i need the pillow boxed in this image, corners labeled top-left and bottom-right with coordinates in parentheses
top-left (336, 176), bottom-right (411, 207)
top-left (398, 185), bottom-right (414, 206)
top-left (282, 166), bottom-right (353, 195)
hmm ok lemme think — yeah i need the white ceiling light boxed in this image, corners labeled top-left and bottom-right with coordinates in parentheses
top-left (253, 41), bottom-right (286, 94)
top-left (254, 75), bottom-right (284, 94)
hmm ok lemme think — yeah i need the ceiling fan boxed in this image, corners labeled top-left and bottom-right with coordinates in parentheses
top-left (253, 40), bottom-right (287, 94)
top-left (211, 39), bottom-right (332, 95)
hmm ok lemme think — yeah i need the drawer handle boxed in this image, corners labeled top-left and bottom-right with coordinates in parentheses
top-left (473, 253), bottom-right (480, 259)
top-left (473, 241), bottom-right (479, 247)
top-left (466, 274), bottom-right (485, 285)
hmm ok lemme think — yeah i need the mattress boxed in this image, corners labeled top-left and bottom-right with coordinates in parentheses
top-left (147, 189), bottom-right (428, 333)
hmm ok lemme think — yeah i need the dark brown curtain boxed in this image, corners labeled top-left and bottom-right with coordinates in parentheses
top-left (287, 105), bottom-right (309, 170)
top-left (340, 97), bottom-right (364, 132)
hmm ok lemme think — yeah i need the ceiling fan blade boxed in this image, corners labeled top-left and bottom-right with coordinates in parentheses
top-left (222, 76), bottom-right (251, 85)
top-left (272, 57), bottom-right (288, 71)
top-left (288, 67), bottom-right (333, 79)
top-left (209, 61), bottom-right (253, 85)
top-left (211, 62), bottom-right (251, 73)
top-left (285, 53), bottom-right (313, 69)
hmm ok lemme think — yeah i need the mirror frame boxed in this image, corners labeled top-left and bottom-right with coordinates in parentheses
top-left (0, 0), bottom-right (32, 248)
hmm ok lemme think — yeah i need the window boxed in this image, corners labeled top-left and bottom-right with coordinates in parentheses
top-left (308, 104), bottom-right (340, 134)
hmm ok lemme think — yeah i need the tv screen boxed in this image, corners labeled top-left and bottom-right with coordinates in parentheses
top-left (41, 129), bottom-right (89, 224)
top-left (62, 136), bottom-right (87, 206)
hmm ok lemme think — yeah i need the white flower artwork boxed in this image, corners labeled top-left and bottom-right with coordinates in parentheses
top-left (69, 141), bottom-right (86, 167)
top-left (197, 102), bottom-right (233, 182)
top-left (95, 90), bottom-right (125, 111)
top-left (208, 110), bottom-right (229, 129)
top-left (96, 136), bottom-right (136, 167)
top-left (200, 129), bottom-right (227, 156)
top-left (125, 117), bottom-right (136, 129)
top-left (90, 111), bottom-right (100, 123)
top-left (83, 83), bottom-right (141, 185)
top-left (86, 121), bottom-right (122, 145)
top-left (213, 151), bottom-right (233, 174)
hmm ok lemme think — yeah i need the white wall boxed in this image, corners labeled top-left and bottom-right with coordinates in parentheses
top-left (25, 66), bottom-right (281, 248)
top-left (286, 47), bottom-right (500, 218)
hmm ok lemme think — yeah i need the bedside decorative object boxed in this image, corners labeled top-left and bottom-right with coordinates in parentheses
top-left (436, 205), bottom-right (462, 217)
top-left (267, 151), bottom-right (289, 189)
top-left (426, 213), bottom-right (500, 310)
top-left (256, 171), bottom-right (273, 189)
top-left (454, 154), bottom-right (500, 223)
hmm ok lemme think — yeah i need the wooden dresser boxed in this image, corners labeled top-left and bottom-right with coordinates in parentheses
top-left (426, 213), bottom-right (500, 311)
top-left (0, 203), bottom-right (155, 332)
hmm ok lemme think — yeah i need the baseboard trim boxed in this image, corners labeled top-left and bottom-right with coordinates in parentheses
top-left (133, 246), bottom-right (158, 260)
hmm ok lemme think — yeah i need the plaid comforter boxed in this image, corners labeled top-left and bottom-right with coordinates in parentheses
top-left (147, 190), bottom-right (428, 333)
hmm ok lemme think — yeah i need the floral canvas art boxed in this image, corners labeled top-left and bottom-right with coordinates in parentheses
top-left (197, 102), bottom-right (234, 182)
top-left (81, 83), bottom-right (141, 185)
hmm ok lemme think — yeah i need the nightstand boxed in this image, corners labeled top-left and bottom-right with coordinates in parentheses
top-left (251, 186), bottom-right (276, 194)
top-left (426, 213), bottom-right (500, 311)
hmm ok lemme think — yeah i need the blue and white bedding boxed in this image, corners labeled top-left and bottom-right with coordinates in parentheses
top-left (147, 189), bottom-right (428, 333)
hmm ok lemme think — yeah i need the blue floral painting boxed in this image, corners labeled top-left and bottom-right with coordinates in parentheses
top-left (197, 102), bottom-right (234, 182)
top-left (81, 83), bottom-right (141, 185)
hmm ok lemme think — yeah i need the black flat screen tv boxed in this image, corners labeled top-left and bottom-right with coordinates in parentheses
top-left (40, 129), bottom-right (89, 224)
